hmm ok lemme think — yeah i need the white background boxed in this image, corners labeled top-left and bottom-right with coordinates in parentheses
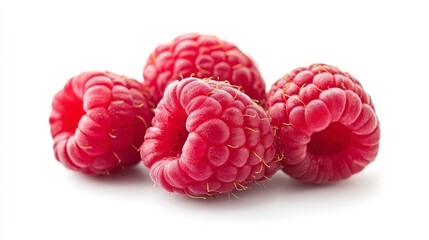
top-left (1, 0), bottom-right (429, 239)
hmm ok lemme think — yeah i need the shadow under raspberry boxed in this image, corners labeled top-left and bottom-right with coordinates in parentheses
top-left (164, 168), bottom-right (380, 218)
top-left (71, 165), bottom-right (149, 186)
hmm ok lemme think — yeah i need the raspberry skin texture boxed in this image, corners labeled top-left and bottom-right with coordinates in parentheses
top-left (49, 71), bottom-right (154, 175)
top-left (267, 64), bottom-right (380, 183)
top-left (140, 77), bottom-right (279, 198)
top-left (143, 33), bottom-right (266, 106)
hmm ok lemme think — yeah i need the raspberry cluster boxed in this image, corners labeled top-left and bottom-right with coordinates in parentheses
top-left (49, 33), bottom-right (380, 198)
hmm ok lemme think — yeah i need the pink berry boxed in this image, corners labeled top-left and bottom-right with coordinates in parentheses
top-left (140, 77), bottom-right (279, 198)
top-left (143, 33), bottom-right (267, 106)
top-left (49, 71), bottom-right (154, 175)
top-left (267, 64), bottom-right (380, 183)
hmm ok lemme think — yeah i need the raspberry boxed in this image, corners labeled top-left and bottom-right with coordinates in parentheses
top-left (267, 64), bottom-right (380, 183)
top-left (140, 77), bottom-right (279, 198)
top-left (49, 71), bottom-right (154, 175)
top-left (143, 33), bottom-right (266, 106)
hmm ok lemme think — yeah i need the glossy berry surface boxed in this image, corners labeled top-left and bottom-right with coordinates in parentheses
top-left (143, 33), bottom-right (267, 106)
top-left (141, 77), bottom-right (279, 198)
top-left (268, 64), bottom-right (380, 183)
top-left (49, 71), bottom-right (154, 175)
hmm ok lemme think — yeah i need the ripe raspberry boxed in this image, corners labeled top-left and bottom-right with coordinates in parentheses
top-left (143, 33), bottom-right (266, 106)
top-left (140, 77), bottom-right (279, 198)
top-left (49, 71), bottom-right (154, 175)
top-left (268, 64), bottom-right (380, 183)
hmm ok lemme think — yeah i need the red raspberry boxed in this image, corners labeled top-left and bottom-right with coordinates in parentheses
top-left (267, 64), bottom-right (380, 183)
top-left (140, 77), bottom-right (279, 198)
top-left (49, 71), bottom-right (154, 175)
top-left (143, 33), bottom-right (266, 106)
